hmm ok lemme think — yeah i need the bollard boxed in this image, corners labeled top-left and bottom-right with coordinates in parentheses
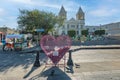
top-left (67, 50), bottom-right (74, 66)
top-left (33, 51), bottom-right (40, 67)
top-left (50, 70), bottom-right (55, 76)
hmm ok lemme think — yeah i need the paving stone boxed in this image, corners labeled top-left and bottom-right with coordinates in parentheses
top-left (0, 46), bottom-right (120, 80)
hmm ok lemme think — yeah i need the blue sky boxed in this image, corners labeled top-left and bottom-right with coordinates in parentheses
top-left (0, 0), bottom-right (120, 29)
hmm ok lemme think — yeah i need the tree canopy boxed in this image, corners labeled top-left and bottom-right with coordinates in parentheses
top-left (68, 30), bottom-right (76, 37)
top-left (81, 29), bottom-right (88, 37)
top-left (94, 30), bottom-right (105, 36)
top-left (17, 9), bottom-right (64, 34)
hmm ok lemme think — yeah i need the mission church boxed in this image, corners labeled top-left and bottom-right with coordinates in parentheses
top-left (54, 6), bottom-right (85, 37)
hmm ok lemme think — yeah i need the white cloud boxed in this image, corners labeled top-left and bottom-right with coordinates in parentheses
top-left (35, 2), bottom-right (60, 9)
top-left (0, 15), bottom-right (18, 28)
top-left (8, 0), bottom-right (80, 11)
top-left (89, 8), bottom-right (119, 17)
top-left (35, 0), bottom-right (80, 12)
top-left (62, 1), bottom-right (79, 11)
top-left (0, 8), bottom-right (6, 16)
top-left (10, 0), bottom-right (34, 5)
top-left (6, 0), bottom-right (60, 12)
top-left (0, 18), bottom-right (5, 22)
top-left (2, 0), bottom-right (120, 27)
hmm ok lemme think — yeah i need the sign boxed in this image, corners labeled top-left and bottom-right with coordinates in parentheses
top-left (6, 34), bottom-right (23, 39)
top-left (35, 29), bottom-right (44, 32)
top-left (53, 51), bottom-right (59, 56)
top-left (40, 35), bottom-right (71, 65)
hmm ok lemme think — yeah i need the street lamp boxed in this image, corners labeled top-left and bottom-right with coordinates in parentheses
top-left (67, 50), bottom-right (74, 66)
top-left (33, 51), bottom-right (40, 67)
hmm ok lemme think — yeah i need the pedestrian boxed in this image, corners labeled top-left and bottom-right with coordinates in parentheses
top-left (2, 39), bottom-right (6, 51)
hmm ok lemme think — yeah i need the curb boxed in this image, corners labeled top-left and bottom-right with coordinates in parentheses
top-left (70, 46), bottom-right (120, 52)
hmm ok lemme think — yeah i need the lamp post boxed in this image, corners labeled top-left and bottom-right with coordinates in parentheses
top-left (33, 51), bottom-right (40, 67)
top-left (34, 28), bottom-right (44, 44)
top-left (67, 50), bottom-right (74, 66)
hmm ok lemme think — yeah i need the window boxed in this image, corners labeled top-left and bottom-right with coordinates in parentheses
top-left (63, 25), bottom-right (64, 29)
top-left (77, 25), bottom-right (79, 29)
top-left (106, 27), bottom-right (107, 29)
top-left (77, 31), bottom-right (79, 35)
top-left (71, 25), bottom-right (75, 28)
top-left (67, 24), bottom-right (69, 29)
top-left (119, 24), bottom-right (120, 27)
top-left (62, 31), bottom-right (65, 35)
top-left (87, 28), bottom-right (89, 30)
top-left (81, 25), bottom-right (83, 29)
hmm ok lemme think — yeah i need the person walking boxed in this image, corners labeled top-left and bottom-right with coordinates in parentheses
top-left (2, 39), bottom-right (6, 51)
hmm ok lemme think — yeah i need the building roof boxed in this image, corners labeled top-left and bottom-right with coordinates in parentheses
top-left (69, 18), bottom-right (75, 21)
top-left (77, 7), bottom-right (84, 14)
top-left (59, 6), bottom-right (66, 14)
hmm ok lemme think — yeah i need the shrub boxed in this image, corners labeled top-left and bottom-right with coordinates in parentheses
top-left (68, 30), bottom-right (76, 37)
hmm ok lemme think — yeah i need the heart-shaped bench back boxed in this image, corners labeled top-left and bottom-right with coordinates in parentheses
top-left (40, 35), bottom-right (71, 65)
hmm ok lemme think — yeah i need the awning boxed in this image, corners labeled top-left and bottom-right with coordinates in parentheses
top-left (6, 34), bottom-right (23, 39)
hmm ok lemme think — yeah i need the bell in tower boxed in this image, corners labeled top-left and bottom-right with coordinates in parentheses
top-left (76, 7), bottom-right (84, 20)
top-left (58, 6), bottom-right (67, 20)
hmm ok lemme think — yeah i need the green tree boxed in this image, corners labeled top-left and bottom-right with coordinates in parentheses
top-left (81, 29), bottom-right (88, 37)
top-left (17, 9), bottom-right (64, 34)
top-left (68, 30), bottom-right (76, 37)
top-left (94, 30), bottom-right (105, 36)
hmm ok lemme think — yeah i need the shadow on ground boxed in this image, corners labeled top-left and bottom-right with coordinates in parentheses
top-left (0, 49), bottom-right (48, 73)
top-left (29, 66), bottom-right (71, 80)
top-left (23, 66), bottom-right (38, 78)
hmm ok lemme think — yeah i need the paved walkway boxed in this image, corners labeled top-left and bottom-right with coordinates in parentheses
top-left (0, 46), bottom-right (120, 80)
top-left (70, 49), bottom-right (120, 80)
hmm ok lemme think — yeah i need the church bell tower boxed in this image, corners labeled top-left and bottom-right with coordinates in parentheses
top-left (58, 6), bottom-right (67, 20)
top-left (76, 7), bottom-right (85, 20)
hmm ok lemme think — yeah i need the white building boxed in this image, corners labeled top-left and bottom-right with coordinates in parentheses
top-left (55, 6), bottom-right (85, 37)
top-left (100, 22), bottom-right (120, 40)
top-left (55, 6), bottom-right (120, 38)
top-left (84, 25), bottom-right (99, 34)
top-left (101, 22), bottom-right (120, 36)
top-left (86, 22), bottom-right (120, 36)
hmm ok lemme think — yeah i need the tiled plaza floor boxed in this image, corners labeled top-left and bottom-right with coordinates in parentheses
top-left (0, 46), bottom-right (120, 80)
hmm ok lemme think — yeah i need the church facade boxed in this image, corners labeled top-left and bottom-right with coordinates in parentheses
top-left (54, 6), bottom-right (120, 39)
top-left (54, 6), bottom-right (85, 37)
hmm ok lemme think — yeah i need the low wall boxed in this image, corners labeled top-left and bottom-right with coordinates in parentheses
top-left (72, 39), bottom-right (120, 46)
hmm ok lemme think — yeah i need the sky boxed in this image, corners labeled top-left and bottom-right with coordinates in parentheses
top-left (0, 0), bottom-right (120, 29)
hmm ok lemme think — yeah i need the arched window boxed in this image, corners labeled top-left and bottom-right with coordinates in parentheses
top-left (67, 24), bottom-right (69, 29)
top-left (77, 25), bottom-right (79, 29)
top-left (62, 31), bottom-right (65, 35)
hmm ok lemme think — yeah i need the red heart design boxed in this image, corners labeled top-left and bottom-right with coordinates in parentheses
top-left (40, 35), bottom-right (71, 65)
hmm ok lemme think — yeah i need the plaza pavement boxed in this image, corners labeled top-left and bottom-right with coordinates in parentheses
top-left (0, 45), bottom-right (120, 80)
